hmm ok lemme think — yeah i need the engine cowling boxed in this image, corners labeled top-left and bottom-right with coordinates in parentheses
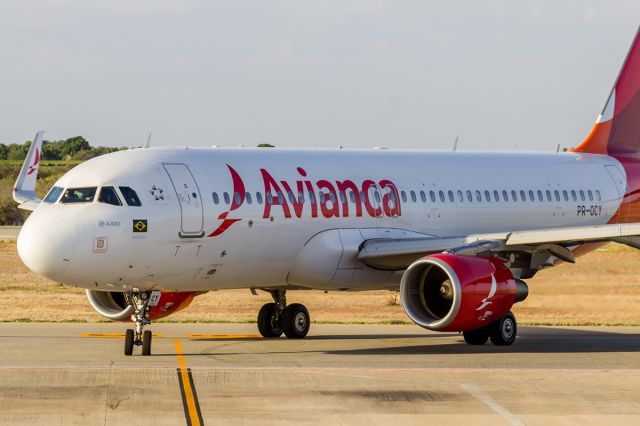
top-left (86, 290), bottom-right (199, 321)
top-left (400, 253), bottom-right (527, 332)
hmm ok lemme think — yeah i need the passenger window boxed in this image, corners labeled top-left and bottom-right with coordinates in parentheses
top-left (466, 190), bottom-right (473, 202)
top-left (234, 192), bottom-right (241, 204)
top-left (537, 190), bottom-right (543, 202)
top-left (246, 192), bottom-right (252, 204)
top-left (554, 190), bottom-right (560, 202)
top-left (277, 192), bottom-right (285, 204)
top-left (563, 190), bottom-right (569, 202)
top-left (309, 192), bottom-right (316, 204)
top-left (588, 190), bottom-right (593, 201)
top-left (410, 191), bottom-right (417, 202)
top-left (256, 192), bottom-right (263, 204)
top-left (390, 191), bottom-right (397, 203)
top-left (596, 190), bottom-right (602, 202)
top-left (267, 193), bottom-right (273, 204)
top-left (430, 191), bottom-right (436, 202)
top-left (212, 192), bottom-right (220, 204)
top-left (529, 190), bottom-right (534, 202)
top-left (349, 191), bottom-right (355, 203)
top-left (288, 191), bottom-right (295, 204)
top-left (571, 190), bottom-right (577, 201)
top-left (438, 191), bottom-right (445, 202)
top-left (298, 191), bottom-right (305, 203)
top-left (44, 186), bottom-right (64, 204)
top-left (339, 191), bottom-right (346, 203)
top-left (374, 191), bottom-right (381, 203)
top-left (401, 191), bottom-right (407, 202)
top-left (119, 187), bottom-right (141, 206)
top-left (494, 190), bottom-right (500, 202)
top-left (484, 190), bottom-right (491, 202)
top-left (546, 190), bottom-right (552, 202)
top-left (98, 186), bottom-right (122, 206)
top-left (448, 191), bottom-right (454, 202)
top-left (61, 187), bottom-right (97, 204)
top-left (420, 191), bottom-right (426, 202)
top-left (476, 190), bottom-right (482, 202)
top-left (520, 190), bottom-right (526, 201)
top-left (223, 192), bottom-right (230, 204)
top-left (503, 190), bottom-right (509, 201)
top-left (579, 190), bottom-right (585, 202)
top-left (457, 190), bottom-right (463, 202)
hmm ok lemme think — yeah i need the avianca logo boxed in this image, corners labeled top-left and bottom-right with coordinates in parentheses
top-left (26, 148), bottom-right (40, 176)
top-left (208, 164), bottom-right (402, 237)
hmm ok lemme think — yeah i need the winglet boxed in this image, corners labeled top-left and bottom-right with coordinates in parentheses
top-left (13, 131), bottom-right (44, 209)
top-left (143, 132), bottom-right (152, 148)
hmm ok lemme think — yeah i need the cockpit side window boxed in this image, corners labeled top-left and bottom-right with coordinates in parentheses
top-left (43, 186), bottom-right (64, 203)
top-left (98, 186), bottom-right (122, 206)
top-left (60, 187), bottom-right (97, 204)
top-left (119, 186), bottom-right (142, 206)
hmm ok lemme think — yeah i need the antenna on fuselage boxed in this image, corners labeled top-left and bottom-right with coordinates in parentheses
top-left (555, 143), bottom-right (561, 153)
top-left (452, 136), bottom-right (459, 152)
top-left (143, 132), bottom-right (152, 148)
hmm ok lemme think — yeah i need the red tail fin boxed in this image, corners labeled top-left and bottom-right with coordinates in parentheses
top-left (573, 26), bottom-right (640, 157)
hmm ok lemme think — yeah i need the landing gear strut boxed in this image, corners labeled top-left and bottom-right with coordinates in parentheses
top-left (257, 290), bottom-right (310, 339)
top-left (123, 291), bottom-right (155, 356)
top-left (463, 311), bottom-right (517, 346)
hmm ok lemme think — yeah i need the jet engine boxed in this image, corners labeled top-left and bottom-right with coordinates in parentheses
top-left (399, 253), bottom-right (528, 332)
top-left (86, 290), bottom-right (199, 321)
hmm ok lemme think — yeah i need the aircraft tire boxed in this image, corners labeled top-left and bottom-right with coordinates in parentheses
top-left (124, 329), bottom-right (134, 356)
top-left (257, 303), bottom-right (284, 338)
top-left (463, 327), bottom-right (489, 345)
top-left (142, 330), bottom-right (152, 356)
top-left (282, 303), bottom-right (310, 338)
top-left (489, 312), bottom-right (517, 346)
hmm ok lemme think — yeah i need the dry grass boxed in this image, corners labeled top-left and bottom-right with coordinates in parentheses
top-left (1, 241), bottom-right (639, 325)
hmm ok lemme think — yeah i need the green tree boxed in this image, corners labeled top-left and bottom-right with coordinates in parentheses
top-left (257, 143), bottom-right (275, 148)
top-left (6, 143), bottom-right (29, 161)
top-left (0, 144), bottom-right (8, 160)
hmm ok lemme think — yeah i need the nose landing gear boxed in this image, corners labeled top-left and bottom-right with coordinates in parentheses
top-left (257, 290), bottom-right (310, 339)
top-left (123, 291), bottom-right (156, 356)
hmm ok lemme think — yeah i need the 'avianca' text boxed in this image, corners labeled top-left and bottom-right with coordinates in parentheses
top-left (261, 167), bottom-right (401, 219)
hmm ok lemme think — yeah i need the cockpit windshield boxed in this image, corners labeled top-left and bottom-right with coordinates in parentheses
top-left (119, 186), bottom-right (142, 206)
top-left (43, 186), bottom-right (64, 203)
top-left (60, 187), bottom-right (97, 204)
top-left (98, 186), bottom-right (122, 206)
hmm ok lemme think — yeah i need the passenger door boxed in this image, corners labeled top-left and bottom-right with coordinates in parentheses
top-left (163, 163), bottom-right (204, 238)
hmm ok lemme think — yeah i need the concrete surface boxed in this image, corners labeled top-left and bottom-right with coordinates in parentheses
top-left (0, 323), bottom-right (638, 425)
top-left (0, 226), bottom-right (20, 241)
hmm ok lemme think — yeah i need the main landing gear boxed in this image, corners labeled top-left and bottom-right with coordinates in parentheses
top-left (123, 291), bottom-right (154, 356)
top-left (257, 290), bottom-right (310, 338)
top-left (462, 311), bottom-right (517, 346)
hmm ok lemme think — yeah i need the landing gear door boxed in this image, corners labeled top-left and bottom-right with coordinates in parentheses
top-left (163, 163), bottom-right (205, 238)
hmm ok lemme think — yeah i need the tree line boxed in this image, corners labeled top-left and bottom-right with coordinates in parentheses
top-left (0, 136), bottom-right (125, 161)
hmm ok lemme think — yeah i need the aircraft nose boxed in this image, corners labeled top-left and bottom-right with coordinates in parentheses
top-left (17, 210), bottom-right (75, 280)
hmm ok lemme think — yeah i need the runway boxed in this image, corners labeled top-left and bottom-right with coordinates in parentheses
top-left (0, 323), bottom-right (638, 425)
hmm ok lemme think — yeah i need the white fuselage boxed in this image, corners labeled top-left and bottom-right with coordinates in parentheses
top-left (17, 147), bottom-right (626, 292)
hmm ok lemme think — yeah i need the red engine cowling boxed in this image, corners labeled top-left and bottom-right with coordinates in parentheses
top-left (86, 290), bottom-right (199, 321)
top-left (400, 254), bottom-right (526, 332)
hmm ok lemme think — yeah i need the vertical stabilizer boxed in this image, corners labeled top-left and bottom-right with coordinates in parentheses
top-left (573, 26), bottom-right (640, 156)
top-left (13, 131), bottom-right (44, 209)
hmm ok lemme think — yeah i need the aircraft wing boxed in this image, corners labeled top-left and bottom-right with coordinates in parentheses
top-left (13, 131), bottom-right (44, 210)
top-left (358, 223), bottom-right (640, 271)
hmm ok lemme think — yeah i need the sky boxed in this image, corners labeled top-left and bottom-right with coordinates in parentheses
top-left (0, 1), bottom-right (638, 151)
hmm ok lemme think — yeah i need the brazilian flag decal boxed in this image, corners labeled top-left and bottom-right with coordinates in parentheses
top-left (133, 219), bottom-right (148, 233)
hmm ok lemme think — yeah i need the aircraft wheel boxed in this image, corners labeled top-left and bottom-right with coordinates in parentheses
top-left (142, 330), bottom-right (152, 356)
top-left (124, 329), bottom-right (134, 356)
top-left (463, 327), bottom-right (489, 345)
top-left (257, 303), bottom-right (283, 337)
top-left (283, 303), bottom-right (310, 338)
top-left (489, 312), bottom-right (517, 346)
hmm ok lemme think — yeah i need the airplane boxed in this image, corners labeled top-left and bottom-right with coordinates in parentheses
top-left (13, 26), bottom-right (640, 356)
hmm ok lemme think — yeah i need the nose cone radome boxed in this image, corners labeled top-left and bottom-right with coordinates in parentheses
top-left (17, 210), bottom-right (75, 281)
